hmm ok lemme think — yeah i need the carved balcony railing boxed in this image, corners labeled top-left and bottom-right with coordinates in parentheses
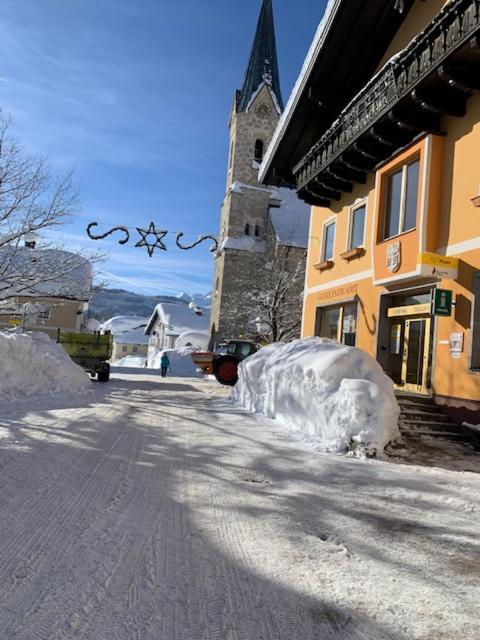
top-left (294, 0), bottom-right (480, 199)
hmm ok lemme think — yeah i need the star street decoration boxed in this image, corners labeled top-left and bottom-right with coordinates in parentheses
top-left (86, 221), bottom-right (219, 258)
top-left (135, 222), bottom-right (167, 257)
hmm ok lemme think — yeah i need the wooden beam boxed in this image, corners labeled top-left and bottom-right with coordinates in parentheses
top-left (411, 88), bottom-right (466, 118)
top-left (331, 162), bottom-right (367, 184)
top-left (322, 171), bottom-right (353, 193)
top-left (438, 64), bottom-right (480, 93)
top-left (309, 181), bottom-right (341, 201)
top-left (388, 109), bottom-right (445, 136)
top-left (300, 189), bottom-right (331, 208)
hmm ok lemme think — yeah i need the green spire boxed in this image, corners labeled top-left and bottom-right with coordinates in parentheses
top-left (237, 0), bottom-right (284, 113)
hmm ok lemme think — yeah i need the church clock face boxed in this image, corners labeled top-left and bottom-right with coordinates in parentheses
top-left (256, 104), bottom-right (271, 119)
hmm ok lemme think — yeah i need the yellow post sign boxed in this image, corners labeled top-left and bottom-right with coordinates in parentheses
top-left (417, 252), bottom-right (458, 280)
top-left (7, 318), bottom-right (22, 327)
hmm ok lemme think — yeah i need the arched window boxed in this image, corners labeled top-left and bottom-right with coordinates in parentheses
top-left (245, 223), bottom-right (250, 236)
top-left (254, 139), bottom-right (264, 163)
top-left (254, 225), bottom-right (260, 237)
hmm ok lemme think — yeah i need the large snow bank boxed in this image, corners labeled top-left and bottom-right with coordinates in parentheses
top-left (0, 331), bottom-right (90, 398)
top-left (147, 347), bottom-right (199, 377)
top-left (231, 338), bottom-right (400, 453)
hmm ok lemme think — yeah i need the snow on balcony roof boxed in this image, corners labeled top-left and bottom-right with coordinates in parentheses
top-left (259, 0), bottom-right (342, 183)
top-left (114, 328), bottom-right (150, 346)
top-left (145, 303), bottom-right (209, 337)
top-left (269, 188), bottom-right (310, 248)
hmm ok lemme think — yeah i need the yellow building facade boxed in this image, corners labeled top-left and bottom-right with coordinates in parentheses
top-left (262, 0), bottom-right (480, 422)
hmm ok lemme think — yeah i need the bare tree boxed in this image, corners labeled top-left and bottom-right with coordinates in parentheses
top-left (248, 243), bottom-right (306, 343)
top-left (0, 113), bottom-right (96, 301)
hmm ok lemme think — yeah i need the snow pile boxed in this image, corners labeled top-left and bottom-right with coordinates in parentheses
top-left (147, 347), bottom-right (199, 377)
top-left (175, 330), bottom-right (209, 350)
top-left (231, 337), bottom-right (400, 453)
top-left (0, 331), bottom-right (90, 398)
top-left (112, 355), bottom-right (146, 368)
top-left (219, 236), bottom-right (266, 254)
top-left (113, 328), bottom-right (149, 346)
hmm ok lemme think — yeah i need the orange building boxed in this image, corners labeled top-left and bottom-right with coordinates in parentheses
top-left (261, 0), bottom-right (480, 422)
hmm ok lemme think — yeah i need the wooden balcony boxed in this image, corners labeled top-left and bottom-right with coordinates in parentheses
top-left (294, 0), bottom-right (480, 205)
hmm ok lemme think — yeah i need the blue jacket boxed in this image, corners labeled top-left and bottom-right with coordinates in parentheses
top-left (160, 354), bottom-right (170, 367)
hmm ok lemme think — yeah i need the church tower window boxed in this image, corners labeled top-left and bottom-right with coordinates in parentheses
top-left (254, 139), bottom-right (264, 163)
top-left (245, 223), bottom-right (250, 236)
top-left (255, 224), bottom-right (260, 237)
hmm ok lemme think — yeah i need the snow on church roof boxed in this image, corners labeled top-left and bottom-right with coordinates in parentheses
top-left (269, 188), bottom-right (310, 249)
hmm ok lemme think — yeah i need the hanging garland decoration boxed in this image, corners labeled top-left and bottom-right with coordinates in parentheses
top-left (175, 232), bottom-right (218, 253)
top-left (86, 221), bottom-right (218, 257)
top-left (86, 223), bottom-right (130, 245)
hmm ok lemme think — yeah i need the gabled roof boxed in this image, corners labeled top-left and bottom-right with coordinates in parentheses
top-left (237, 0), bottom-right (283, 113)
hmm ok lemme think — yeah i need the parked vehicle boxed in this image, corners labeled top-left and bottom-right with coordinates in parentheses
top-left (192, 339), bottom-right (257, 386)
top-left (57, 330), bottom-right (113, 382)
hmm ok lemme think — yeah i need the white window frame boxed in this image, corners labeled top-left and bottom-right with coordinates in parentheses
top-left (382, 157), bottom-right (420, 240)
top-left (321, 217), bottom-right (336, 262)
top-left (347, 201), bottom-right (367, 250)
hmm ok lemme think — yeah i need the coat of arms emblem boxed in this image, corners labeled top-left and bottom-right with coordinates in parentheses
top-left (386, 241), bottom-right (401, 273)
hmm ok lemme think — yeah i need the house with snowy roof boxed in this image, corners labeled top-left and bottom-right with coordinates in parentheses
top-left (145, 303), bottom-right (209, 354)
top-left (209, 0), bottom-right (310, 345)
top-left (0, 237), bottom-right (92, 337)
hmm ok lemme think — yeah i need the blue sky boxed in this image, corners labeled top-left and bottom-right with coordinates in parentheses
top-left (0, 0), bottom-right (325, 296)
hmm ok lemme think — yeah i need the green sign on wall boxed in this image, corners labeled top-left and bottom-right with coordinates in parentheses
top-left (433, 289), bottom-right (453, 317)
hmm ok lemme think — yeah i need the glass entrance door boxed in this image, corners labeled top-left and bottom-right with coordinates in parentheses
top-left (401, 317), bottom-right (431, 394)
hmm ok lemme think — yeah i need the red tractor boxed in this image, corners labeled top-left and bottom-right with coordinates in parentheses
top-left (191, 339), bottom-right (257, 386)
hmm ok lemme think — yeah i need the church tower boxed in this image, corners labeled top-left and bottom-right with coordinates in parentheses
top-left (209, 0), bottom-right (284, 345)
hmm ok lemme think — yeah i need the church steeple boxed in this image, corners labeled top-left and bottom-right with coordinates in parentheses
top-left (237, 0), bottom-right (283, 113)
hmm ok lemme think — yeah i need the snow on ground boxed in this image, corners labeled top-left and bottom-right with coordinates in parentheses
top-left (147, 346), bottom-right (199, 377)
top-left (0, 371), bottom-right (478, 639)
top-left (232, 338), bottom-right (400, 453)
top-left (0, 330), bottom-right (90, 399)
top-left (112, 355), bottom-right (146, 368)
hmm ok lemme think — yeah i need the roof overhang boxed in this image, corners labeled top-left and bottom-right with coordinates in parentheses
top-left (259, 0), bottom-right (416, 186)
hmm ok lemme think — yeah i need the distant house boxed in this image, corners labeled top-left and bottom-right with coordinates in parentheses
top-left (111, 328), bottom-right (149, 363)
top-left (99, 316), bottom-right (150, 363)
top-left (0, 242), bottom-right (92, 338)
top-left (145, 303), bottom-right (209, 352)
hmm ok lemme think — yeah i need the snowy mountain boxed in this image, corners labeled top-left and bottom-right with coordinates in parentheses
top-left (88, 288), bottom-right (211, 322)
top-left (176, 292), bottom-right (212, 309)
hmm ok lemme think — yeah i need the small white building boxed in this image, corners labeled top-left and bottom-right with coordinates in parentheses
top-left (145, 303), bottom-right (209, 353)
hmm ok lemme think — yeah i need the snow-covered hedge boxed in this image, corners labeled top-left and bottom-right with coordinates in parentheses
top-left (147, 347), bottom-right (199, 377)
top-left (112, 355), bottom-right (147, 368)
top-left (231, 338), bottom-right (400, 453)
top-left (0, 331), bottom-right (90, 398)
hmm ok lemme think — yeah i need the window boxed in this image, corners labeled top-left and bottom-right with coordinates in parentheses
top-left (37, 307), bottom-right (51, 320)
top-left (228, 140), bottom-right (234, 170)
top-left (471, 271), bottom-right (480, 370)
top-left (348, 204), bottom-right (366, 250)
top-left (321, 220), bottom-right (336, 261)
top-left (133, 346), bottom-right (138, 353)
top-left (254, 224), bottom-right (260, 237)
top-left (122, 345), bottom-right (127, 353)
top-left (315, 303), bottom-right (358, 346)
top-left (383, 158), bottom-right (420, 239)
top-left (254, 139), bottom-right (264, 163)
top-left (245, 223), bottom-right (250, 236)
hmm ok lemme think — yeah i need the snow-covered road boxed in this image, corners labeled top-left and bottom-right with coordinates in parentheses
top-left (0, 370), bottom-right (479, 639)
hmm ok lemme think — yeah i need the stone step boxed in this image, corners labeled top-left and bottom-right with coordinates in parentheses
top-left (397, 400), bottom-right (439, 412)
top-left (400, 410), bottom-right (452, 423)
top-left (400, 420), bottom-right (457, 431)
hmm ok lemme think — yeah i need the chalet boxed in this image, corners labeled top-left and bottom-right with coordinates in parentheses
top-left (261, 0), bottom-right (480, 423)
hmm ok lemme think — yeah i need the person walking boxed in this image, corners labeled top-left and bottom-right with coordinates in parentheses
top-left (160, 353), bottom-right (170, 378)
